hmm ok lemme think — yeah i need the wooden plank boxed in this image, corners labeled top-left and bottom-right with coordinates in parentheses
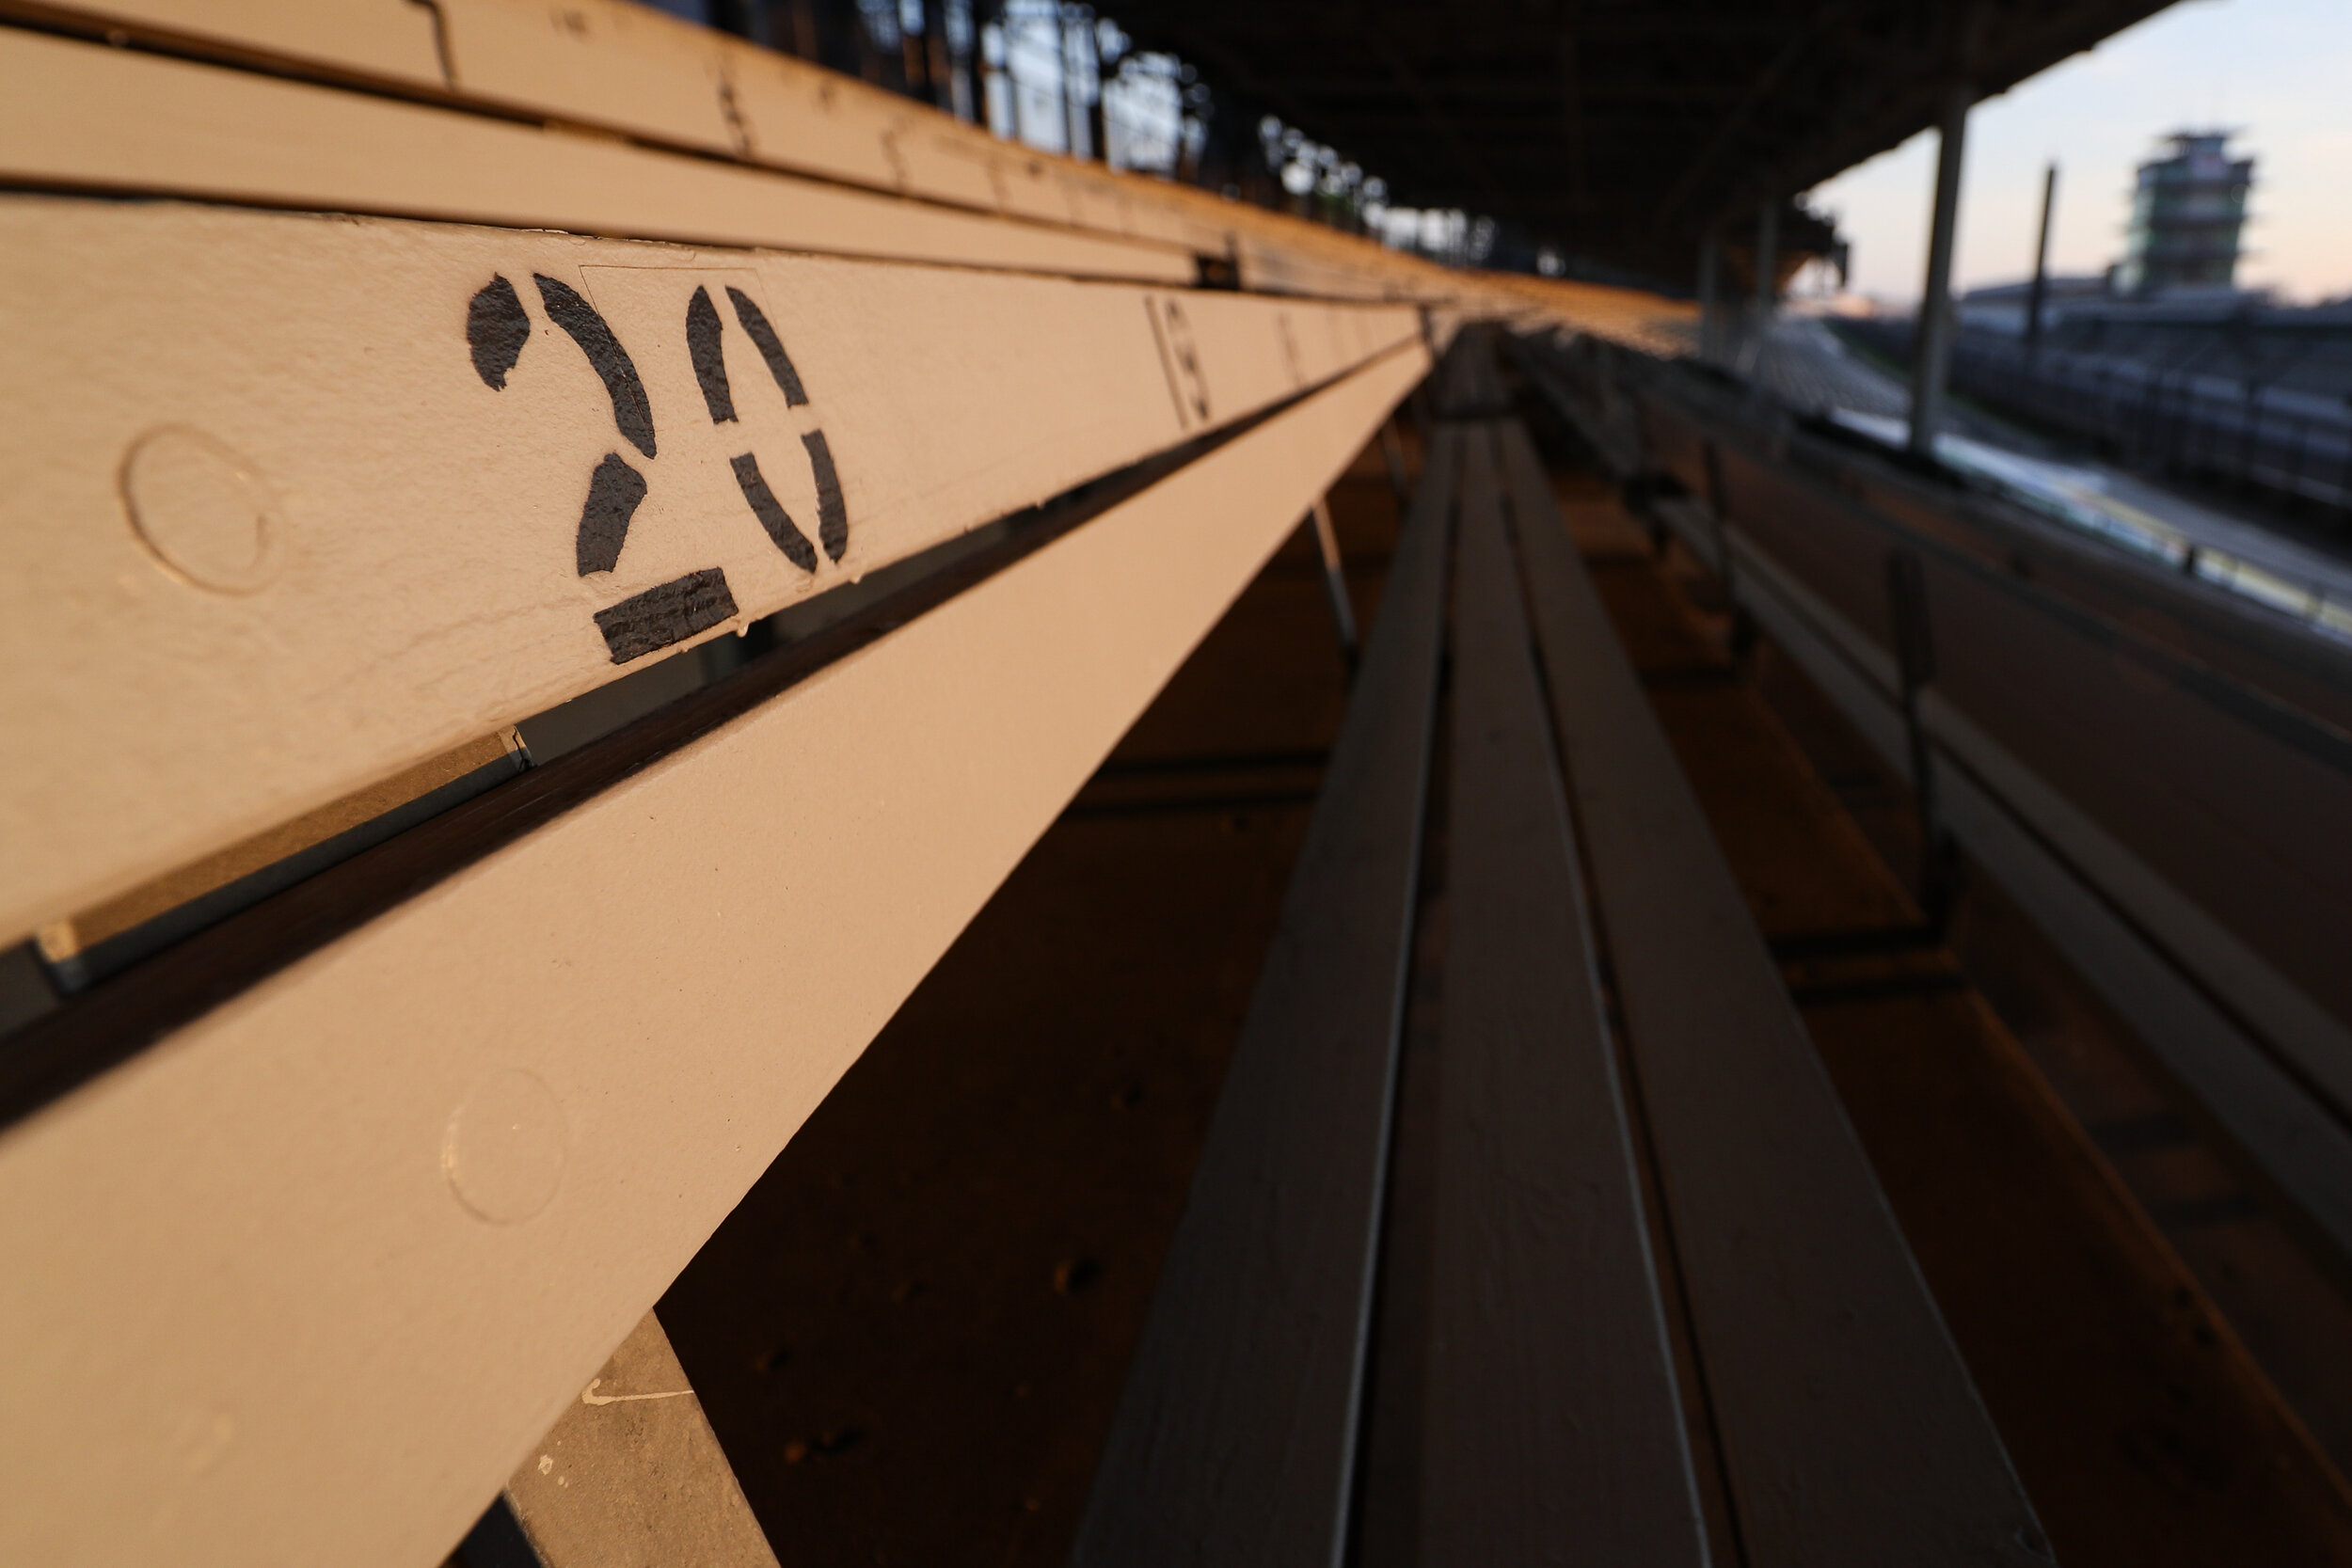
top-left (437, 0), bottom-right (779, 163)
top-left (0, 192), bottom-right (1417, 948)
top-left (1070, 426), bottom-right (1458, 1568)
top-left (1422, 422), bottom-right (1708, 1562)
top-left (1237, 231), bottom-right (1418, 303)
top-left (1495, 418), bottom-right (2051, 1566)
top-left (1927, 689), bottom-right (2352, 1256)
top-left (1724, 518), bottom-right (2352, 1260)
top-left (36, 729), bottom-right (527, 991)
top-left (1893, 531), bottom-right (2352, 1051)
top-left (0, 350), bottom-right (1421, 1568)
top-left (6, 3), bottom-right (1558, 319)
top-left (0, 347), bottom-right (1426, 1568)
top-left (4, 1), bottom-right (1460, 297)
top-left (0, 24), bottom-right (1195, 282)
top-left (16, 0), bottom-right (1229, 255)
top-left (431, 0), bottom-right (1228, 252)
top-left (1581, 520), bottom-right (2352, 1563)
top-left (502, 1310), bottom-right (779, 1568)
top-left (7, 0), bottom-right (450, 86)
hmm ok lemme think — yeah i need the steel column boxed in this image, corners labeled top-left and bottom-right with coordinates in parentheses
top-left (1908, 81), bottom-right (1972, 457)
top-left (1697, 231), bottom-right (1723, 361)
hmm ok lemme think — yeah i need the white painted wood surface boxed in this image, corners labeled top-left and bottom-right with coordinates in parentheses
top-left (1071, 430), bottom-right (1457, 1568)
top-left (0, 347), bottom-right (1427, 1568)
top-left (0, 25), bottom-right (1195, 282)
top-left (21, 0), bottom-right (1195, 244)
top-left (20, 0), bottom-right (452, 87)
top-left (2, 1), bottom-right (1369, 286)
top-left (1498, 418), bottom-right (2049, 1564)
top-left (8, 2), bottom-right (1708, 325)
top-left (0, 193), bottom-right (1417, 949)
top-left (1423, 425), bottom-right (1707, 1562)
top-left (0, 15), bottom-right (1701, 1566)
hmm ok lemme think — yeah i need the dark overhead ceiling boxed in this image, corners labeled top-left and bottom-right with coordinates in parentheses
top-left (1107, 0), bottom-right (2176, 283)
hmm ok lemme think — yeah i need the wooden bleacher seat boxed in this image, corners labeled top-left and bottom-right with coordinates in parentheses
top-left (1075, 331), bottom-right (2051, 1565)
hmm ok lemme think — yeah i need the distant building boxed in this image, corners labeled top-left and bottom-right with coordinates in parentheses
top-left (2115, 131), bottom-right (2253, 299)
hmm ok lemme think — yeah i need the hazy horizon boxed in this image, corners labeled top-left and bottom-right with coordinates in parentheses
top-left (1804, 0), bottom-right (2352, 307)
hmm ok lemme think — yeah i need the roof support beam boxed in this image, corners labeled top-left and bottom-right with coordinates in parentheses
top-left (1652, 1), bottom-right (1851, 226)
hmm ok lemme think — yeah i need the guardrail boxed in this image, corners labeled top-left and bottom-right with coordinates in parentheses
top-left (1522, 326), bottom-right (2352, 1282)
top-left (1838, 318), bottom-right (2352, 524)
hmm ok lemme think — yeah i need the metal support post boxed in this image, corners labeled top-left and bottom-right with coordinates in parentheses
top-left (1738, 199), bottom-right (1778, 373)
top-left (1697, 232), bottom-right (1722, 362)
top-left (1060, 6), bottom-right (1096, 161)
top-left (901, 0), bottom-right (930, 96)
top-left (1085, 18), bottom-right (1108, 163)
top-left (1380, 421), bottom-right (1411, 506)
top-left (1885, 549), bottom-right (1954, 925)
top-left (2025, 161), bottom-right (2057, 359)
top-left (1308, 498), bottom-right (1359, 676)
top-left (784, 0), bottom-right (818, 59)
top-left (1752, 198), bottom-right (1778, 324)
top-left (1699, 441), bottom-right (1753, 659)
top-left (1909, 80), bottom-right (1972, 458)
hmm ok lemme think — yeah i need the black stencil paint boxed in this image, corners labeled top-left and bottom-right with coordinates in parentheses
top-left (726, 286), bottom-right (809, 406)
top-left (803, 429), bottom-right (850, 562)
top-left (575, 452), bottom-right (647, 576)
top-left (0, 391), bottom-right (1299, 1133)
top-left (534, 274), bottom-right (658, 459)
top-left (730, 451), bottom-right (818, 571)
top-left (1164, 299), bottom-right (1211, 423)
top-left (467, 275), bottom-right (531, 390)
top-left (686, 285), bottom-right (738, 425)
top-left (594, 566), bottom-right (738, 664)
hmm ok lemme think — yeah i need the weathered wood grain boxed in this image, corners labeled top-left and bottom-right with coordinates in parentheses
top-left (1071, 426), bottom-right (1457, 1568)
top-left (1729, 526), bottom-right (2352, 1263)
top-left (0, 347), bottom-right (1426, 1568)
top-left (0, 193), bottom-right (1415, 949)
top-left (503, 1310), bottom-right (780, 1568)
top-left (1419, 423), bottom-right (1707, 1564)
top-left (2, 1), bottom-right (1421, 291)
top-left (7, 3), bottom-right (1705, 331)
top-left (9, 2), bottom-right (1699, 317)
top-left (428, 0), bottom-right (1228, 252)
top-left (1495, 415), bottom-right (2051, 1566)
top-left (5, 0), bottom-right (452, 86)
top-left (0, 24), bottom-right (1194, 282)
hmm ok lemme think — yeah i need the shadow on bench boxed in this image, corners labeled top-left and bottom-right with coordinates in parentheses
top-left (1071, 330), bottom-right (2049, 1567)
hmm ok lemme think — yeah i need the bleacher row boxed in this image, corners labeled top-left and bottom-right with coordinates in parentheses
top-left (1073, 330), bottom-right (2051, 1566)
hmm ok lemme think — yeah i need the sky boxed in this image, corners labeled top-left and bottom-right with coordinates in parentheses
top-left (1804, 0), bottom-right (2352, 306)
